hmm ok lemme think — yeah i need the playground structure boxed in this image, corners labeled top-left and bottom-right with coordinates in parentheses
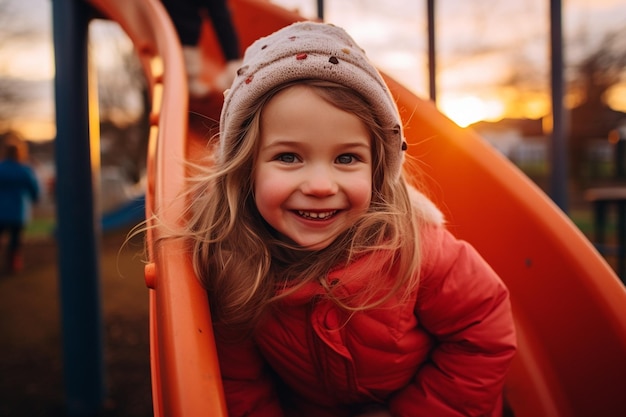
top-left (51, 0), bottom-right (626, 416)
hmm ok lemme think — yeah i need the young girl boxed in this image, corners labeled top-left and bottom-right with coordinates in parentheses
top-left (183, 21), bottom-right (516, 417)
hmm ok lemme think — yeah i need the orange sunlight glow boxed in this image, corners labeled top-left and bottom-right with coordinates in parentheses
top-left (10, 119), bottom-right (56, 142)
top-left (499, 88), bottom-right (551, 120)
top-left (606, 83), bottom-right (626, 113)
top-left (439, 95), bottom-right (505, 127)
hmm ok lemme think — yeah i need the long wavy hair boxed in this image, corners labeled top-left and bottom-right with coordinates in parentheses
top-left (184, 79), bottom-right (423, 333)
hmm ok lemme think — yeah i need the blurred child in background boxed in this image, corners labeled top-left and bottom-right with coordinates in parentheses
top-left (0, 134), bottom-right (40, 275)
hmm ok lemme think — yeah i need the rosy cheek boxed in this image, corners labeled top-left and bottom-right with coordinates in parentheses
top-left (255, 179), bottom-right (284, 199)
top-left (254, 178), bottom-right (286, 210)
top-left (351, 179), bottom-right (373, 210)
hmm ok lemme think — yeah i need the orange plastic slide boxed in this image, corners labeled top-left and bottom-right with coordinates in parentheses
top-left (86, 0), bottom-right (626, 416)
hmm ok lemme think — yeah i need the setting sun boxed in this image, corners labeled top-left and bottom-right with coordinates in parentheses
top-left (439, 95), bottom-right (505, 127)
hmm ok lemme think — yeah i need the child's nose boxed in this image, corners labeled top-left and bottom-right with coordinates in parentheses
top-left (301, 165), bottom-right (339, 196)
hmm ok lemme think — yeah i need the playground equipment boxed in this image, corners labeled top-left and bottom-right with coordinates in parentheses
top-left (61, 0), bottom-right (626, 415)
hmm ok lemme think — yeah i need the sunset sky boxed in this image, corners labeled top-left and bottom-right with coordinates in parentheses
top-left (0, 0), bottom-right (625, 140)
top-left (275, 0), bottom-right (626, 125)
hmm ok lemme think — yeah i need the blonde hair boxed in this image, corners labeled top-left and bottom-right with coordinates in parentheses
top-left (185, 80), bottom-right (422, 332)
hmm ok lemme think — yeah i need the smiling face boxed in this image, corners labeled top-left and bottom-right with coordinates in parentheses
top-left (253, 84), bottom-right (373, 250)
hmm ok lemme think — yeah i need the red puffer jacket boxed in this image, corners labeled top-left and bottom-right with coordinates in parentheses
top-left (215, 224), bottom-right (517, 417)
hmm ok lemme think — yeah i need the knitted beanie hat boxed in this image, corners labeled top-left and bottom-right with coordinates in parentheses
top-left (219, 21), bottom-right (405, 178)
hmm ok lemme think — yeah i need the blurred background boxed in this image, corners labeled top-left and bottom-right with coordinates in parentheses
top-left (1, 0), bottom-right (625, 236)
top-left (0, 0), bottom-right (624, 416)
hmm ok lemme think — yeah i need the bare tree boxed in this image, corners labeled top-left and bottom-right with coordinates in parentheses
top-left (568, 27), bottom-right (626, 184)
top-left (91, 21), bottom-right (150, 184)
top-left (570, 28), bottom-right (626, 114)
top-left (0, 0), bottom-right (36, 124)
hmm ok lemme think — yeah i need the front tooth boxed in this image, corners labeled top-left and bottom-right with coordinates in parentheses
top-left (298, 211), bottom-right (334, 219)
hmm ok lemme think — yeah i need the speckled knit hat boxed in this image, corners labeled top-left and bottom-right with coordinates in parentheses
top-left (219, 21), bottom-right (406, 178)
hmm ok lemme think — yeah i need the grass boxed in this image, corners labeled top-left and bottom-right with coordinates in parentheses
top-left (0, 228), bottom-right (152, 417)
top-left (24, 217), bottom-right (56, 240)
top-left (569, 208), bottom-right (596, 237)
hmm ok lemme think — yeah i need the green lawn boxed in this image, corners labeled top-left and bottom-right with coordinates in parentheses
top-left (25, 217), bottom-right (56, 240)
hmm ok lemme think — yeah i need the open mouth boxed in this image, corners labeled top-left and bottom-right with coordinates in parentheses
top-left (297, 210), bottom-right (338, 220)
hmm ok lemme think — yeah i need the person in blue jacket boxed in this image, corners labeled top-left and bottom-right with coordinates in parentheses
top-left (0, 139), bottom-right (40, 275)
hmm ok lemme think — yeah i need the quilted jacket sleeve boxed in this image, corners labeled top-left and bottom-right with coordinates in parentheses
top-left (389, 225), bottom-right (517, 417)
top-left (214, 330), bottom-right (284, 417)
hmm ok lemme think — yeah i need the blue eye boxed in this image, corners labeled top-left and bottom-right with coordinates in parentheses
top-left (336, 154), bottom-right (355, 164)
top-left (276, 153), bottom-right (298, 163)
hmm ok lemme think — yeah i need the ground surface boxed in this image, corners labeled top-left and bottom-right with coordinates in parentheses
top-left (0, 228), bottom-right (152, 417)
top-left (0, 204), bottom-right (620, 417)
